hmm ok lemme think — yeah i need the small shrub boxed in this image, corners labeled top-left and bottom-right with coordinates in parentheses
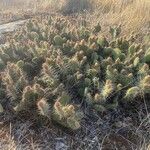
top-left (61, 0), bottom-right (91, 14)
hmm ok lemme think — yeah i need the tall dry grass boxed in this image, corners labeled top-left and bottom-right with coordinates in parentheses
top-left (88, 0), bottom-right (150, 36)
top-left (43, 0), bottom-right (150, 37)
top-left (0, 0), bottom-right (53, 24)
top-left (0, 0), bottom-right (149, 35)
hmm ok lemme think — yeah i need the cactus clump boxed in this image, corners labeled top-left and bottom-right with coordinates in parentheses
top-left (125, 86), bottom-right (140, 100)
top-left (0, 15), bottom-right (149, 130)
top-left (53, 100), bottom-right (81, 129)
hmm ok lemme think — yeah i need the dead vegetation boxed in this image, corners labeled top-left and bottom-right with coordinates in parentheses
top-left (0, 0), bottom-right (149, 150)
top-left (1, 0), bottom-right (149, 37)
top-left (0, 104), bottom-right (149, 150)
top-left (90, 0), bottom-right (150, 36)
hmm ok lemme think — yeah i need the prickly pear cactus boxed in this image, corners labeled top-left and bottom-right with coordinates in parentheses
top-left (0, 15), bottom-right (149, 129)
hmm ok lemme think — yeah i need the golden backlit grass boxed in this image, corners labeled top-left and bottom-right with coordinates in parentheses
top-left (0, 0), bottom-right (149, 36)
top-left (0, 0), bottom-right (53, 24)
top-left (87, 0), bottom-right (150, 36)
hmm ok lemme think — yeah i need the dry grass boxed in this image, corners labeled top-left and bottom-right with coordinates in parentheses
top-left (0, 0), bottom-right (149, 36)
top-left (0, 107), bottom-right (149, 150)
top-left (0, 0), bottom-right (53, 24)
top-left (88, 0), bottom-right (150, 36)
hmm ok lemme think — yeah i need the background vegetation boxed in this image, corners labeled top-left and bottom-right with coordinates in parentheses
top-left (0, 0), bottom-right (149, 36)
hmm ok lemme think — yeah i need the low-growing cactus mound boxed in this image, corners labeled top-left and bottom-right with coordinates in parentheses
top-left (0, 15), bottom-right (150, 130)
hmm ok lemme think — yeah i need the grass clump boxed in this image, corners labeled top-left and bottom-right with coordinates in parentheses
top-left (60, 0), bottom-right (91, 14)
